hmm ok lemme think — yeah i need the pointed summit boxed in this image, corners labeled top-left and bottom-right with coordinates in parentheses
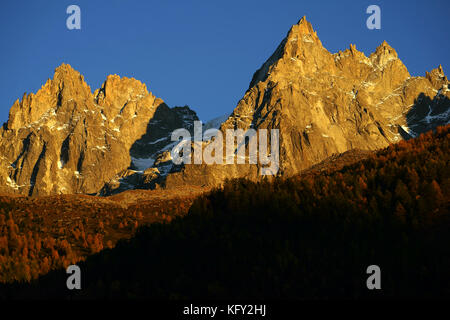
top-left (295, 16), bottom-right (315, 35)
top-left (373, 40), bottom-right (397, 57)
top-left (248, 16), bottom-right (327, 88)
top-left (349, 44), bottom-right (359, 55)
top-left (50, 63), bottom-right (91, 93)
top-left (54, 63), bottom-right (77, 74)
top-left (298, 15), bottom-right (307, 23)
top-left (52, 63), bottom-right (85, 83)
top-left (285, 15), bottom-right (321, 46)
top-left (426, 64), bottom-right (447, 85)
top-left (50, 63), bottom-right (92, 98)
top-left (6, 64), bottom-right (93, 130)
top-left (369, 40), bottom-right (401, 69)
top-left (427, 64), bottom-right (445, 76)
top-left (95, 73), bottom-right (151, 111)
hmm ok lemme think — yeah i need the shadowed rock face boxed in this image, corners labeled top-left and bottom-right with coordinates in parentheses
top-left (164, 17), bottom-right (449, 188)
top-left (0, 64), bottom-right (198, 196)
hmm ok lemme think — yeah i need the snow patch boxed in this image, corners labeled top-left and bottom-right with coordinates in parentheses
top-left (423, 105), bottom-right (450, 124)
top-left (57, 124), bottom-right (68, 131)
top-left (94, 145), bottom-right (108, 152)
top-left (147, 137), bottom-right (168, 145)
top-left (131, 157), bottom-right (155, 171)
top-left (6, 177), bottom-right (19, 190)
top-left (400, 125), bottom-right (417, 138)
top-left (302, 35), bottom-right (314, 43)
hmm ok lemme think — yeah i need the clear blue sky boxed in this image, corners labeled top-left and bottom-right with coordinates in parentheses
top-left (0, 0), bottom-right (449, 123)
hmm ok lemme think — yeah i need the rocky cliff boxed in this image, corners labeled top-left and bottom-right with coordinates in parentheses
top-left (0, 64), bottom-right (198, 196)
top-left (1, 17), bottom-right (449, 195)
top-left (163, 17), bottom-right (449, 188)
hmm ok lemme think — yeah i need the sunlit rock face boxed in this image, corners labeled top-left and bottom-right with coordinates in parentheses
top-left (163, 17), bottom-right (449, 188)
top-left (0, 64), bottom-right (198, 196)
top-left (1, 17), bottom-right (448, 195)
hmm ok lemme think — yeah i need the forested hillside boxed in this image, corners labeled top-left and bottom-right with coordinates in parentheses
top-left (0, 187), bottom-right (204, 283)
top-left (1, 125), bottom-right (449, 299)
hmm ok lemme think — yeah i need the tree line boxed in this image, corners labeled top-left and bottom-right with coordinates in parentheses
top-left (1, 125), bottom-right (449, 299)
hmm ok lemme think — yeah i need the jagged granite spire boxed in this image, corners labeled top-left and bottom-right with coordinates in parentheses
top-left (0, 64), bottom-right (199, 196)
top-left (163, 17), bottom-right (450, 188)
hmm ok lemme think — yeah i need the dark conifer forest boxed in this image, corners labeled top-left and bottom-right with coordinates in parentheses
top-left (1, 125), bottom-right (449, 299)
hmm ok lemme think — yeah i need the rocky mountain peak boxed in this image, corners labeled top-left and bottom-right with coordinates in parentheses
top-left (6, 63), bottom-right (93, 130)
top-left (282, 16), bottom-right (324, 58)
top-left (0, 19), bottom-right (448, 196)
top-left (53, 63), bottom-right (84, 81)
top-left (291, 16), bottom-right (319, 40)
top-left (370, 40), bottom-right (400, 67)
top-left (0, 64), bottom-right (198, 196)
top-left (95, 74), bottom-right (149, 104)
top-left (163, 18), bottom-right (449, 189)
top-left (376, 40), bottom-right (396, 54)
top-left (426, 64), bottom-right (447, 87)
top-left (51, 63), bottom-right (93, 100)
top-left (249, 16), bottom-right (329, 88)
top-left (347, 44), bottom-right (365, 58)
